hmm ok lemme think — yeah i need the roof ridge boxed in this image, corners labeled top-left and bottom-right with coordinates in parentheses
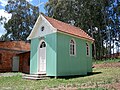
top-left (44, 15), bottom-right (84, 31)
top-left (43, 15), bottom-right (94, 42)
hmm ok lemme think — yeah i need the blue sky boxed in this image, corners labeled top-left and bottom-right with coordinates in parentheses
top-left (31, 0), bottom-right (48, 13)
top-left (0, 0), bottom-right (48, 37)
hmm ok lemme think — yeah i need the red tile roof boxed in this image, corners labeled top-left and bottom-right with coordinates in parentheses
top-left (44, 16), bottom-right (94, 42)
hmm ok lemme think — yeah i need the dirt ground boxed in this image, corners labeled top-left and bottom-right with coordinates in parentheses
top-left (102, 83), bottom-right (120, 90)
top-left (93, 62), bottom-right (120, 68)
top-left (93, 62), bottom-right (120, 90)
top-left (0, 72), bottom-right (21, 77)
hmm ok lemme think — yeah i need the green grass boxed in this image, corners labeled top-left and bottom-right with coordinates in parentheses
top-left (0, 67), bottom-right (120, 90)
top-left (93, 58), bottom-right (120, 64)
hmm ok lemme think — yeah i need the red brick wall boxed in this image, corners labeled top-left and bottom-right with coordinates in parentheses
top-left (0, 50), bottom-right (18, 72)
top-left (18, 52), bottom-right (30, 74)
top-left (0, 50), bottom-right (30, 73)
top-left (0, 41), bottom-right (30, 73)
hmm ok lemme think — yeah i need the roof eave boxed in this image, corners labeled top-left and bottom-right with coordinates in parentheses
top-left (57, 30), bottom-right (94, 43)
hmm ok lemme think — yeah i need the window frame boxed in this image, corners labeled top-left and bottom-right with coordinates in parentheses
top-left (69, 39), bottom-right (76, 56)
top-left (41, 26), bottom-right (44, 31)
top-left (40, 41), bottom-right (46, 48)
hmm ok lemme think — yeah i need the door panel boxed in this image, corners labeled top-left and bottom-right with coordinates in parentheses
top-left (12, 56), bottom-right (19, 71)
top-left (39, 41), bottom-right (46, 74)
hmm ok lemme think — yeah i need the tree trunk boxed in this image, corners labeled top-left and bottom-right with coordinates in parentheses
top-left (93, 43), bottom-right (96, 60)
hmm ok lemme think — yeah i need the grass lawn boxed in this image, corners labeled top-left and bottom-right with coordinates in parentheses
top-left (93, 58), bottom-right (120, 64)
top-left (0, 63), bottom-right (120, 90)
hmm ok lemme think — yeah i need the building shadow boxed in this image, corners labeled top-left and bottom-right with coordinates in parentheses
top-left (50, 72), bottom-right (102, 79)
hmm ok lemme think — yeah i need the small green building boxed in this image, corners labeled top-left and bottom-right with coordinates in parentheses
top-left (27, 14), bottom-right (94, 76)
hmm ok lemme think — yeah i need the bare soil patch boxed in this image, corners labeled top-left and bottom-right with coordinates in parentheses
top-left (0, 72), bottom-right (21, 77)
top-left (101, 83), bottom-right (120, 90)
top-left (93, 62), bottom-right (120, 90)
top-left (93, 62), bottom-right (120, 68)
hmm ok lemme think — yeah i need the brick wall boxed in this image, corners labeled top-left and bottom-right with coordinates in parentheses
top-left (0, 41), bottom-right (30, 73)
top-left (0, 50), bottom-right (18, 72)
top-left (18, 52), bottom-right (30, 74)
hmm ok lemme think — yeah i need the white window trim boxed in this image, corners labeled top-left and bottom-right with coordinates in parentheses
top-left (69, 39), bottom-right (76, 56)
top-left (86, 42), bottom-right (90, 56)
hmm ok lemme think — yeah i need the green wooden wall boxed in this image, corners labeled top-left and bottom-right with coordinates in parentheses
top-left (30, 32), bottom-right (92, 76)
top-left (46, 33), bottom-right (57, 76)
top-left (30, 38), bottom-right (39, 74)
top-left (56, 32), bottom-right (92, 76)
top-left (30, 33), bottom-right (57, 75)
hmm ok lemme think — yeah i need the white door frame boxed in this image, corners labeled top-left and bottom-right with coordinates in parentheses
top-left (38, 39), bottom-right (46, 74)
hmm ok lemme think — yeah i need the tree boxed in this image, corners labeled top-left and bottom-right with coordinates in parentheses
top-left (2, 0), bottom-right (39, 41)
top-left (0, 16), bottom-right (7, 25)
top-left (103, 0), bottom-right (120, 58)
top-left (45, 0), bottom-right (109, 59)
top-left (0, 16), bottom-right (8, 41)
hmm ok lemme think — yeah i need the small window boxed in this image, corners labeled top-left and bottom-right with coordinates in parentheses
top-left (41, 26), bottom-right (44, 31)
top-left (0, 54), bottom-right (2, 64)
top-left (86, 43), bottom-right (90, 56)
top-left (70, 39), bottom-right (76, 56)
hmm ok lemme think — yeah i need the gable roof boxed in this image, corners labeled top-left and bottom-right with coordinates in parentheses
top-left (28, 14), bottom-right (94, 42)
top-left (44, 15), bottom-right (94, 42)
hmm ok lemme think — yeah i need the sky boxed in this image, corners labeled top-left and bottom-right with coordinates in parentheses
top-left (0, 0), bottom-right (48, 37)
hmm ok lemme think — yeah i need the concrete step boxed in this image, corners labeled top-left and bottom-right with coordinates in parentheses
top-left (22, 74), bottom-right (49, 80)
top-left (23, 76), bottom-right (46, 80)
top-left (23, 74), bottom-right (45, 77)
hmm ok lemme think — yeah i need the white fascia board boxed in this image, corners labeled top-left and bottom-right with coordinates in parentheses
top-left (27, 14), bottom-right (57, 40)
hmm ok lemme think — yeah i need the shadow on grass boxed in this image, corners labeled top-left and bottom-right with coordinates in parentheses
top-left (51, 72), bottom-right (102, 79)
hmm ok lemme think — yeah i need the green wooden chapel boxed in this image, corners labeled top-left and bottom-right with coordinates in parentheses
top-left (27, 14), bottom-right (94, 76)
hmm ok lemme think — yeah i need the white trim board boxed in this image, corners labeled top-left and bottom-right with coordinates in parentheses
top-left (27, 14), bottom-right (57, 40)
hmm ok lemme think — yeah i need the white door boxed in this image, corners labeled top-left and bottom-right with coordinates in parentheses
top-left (12, 56), bottom-right (19, 71)
top-left (39, 41), bottom-right (46, 74)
